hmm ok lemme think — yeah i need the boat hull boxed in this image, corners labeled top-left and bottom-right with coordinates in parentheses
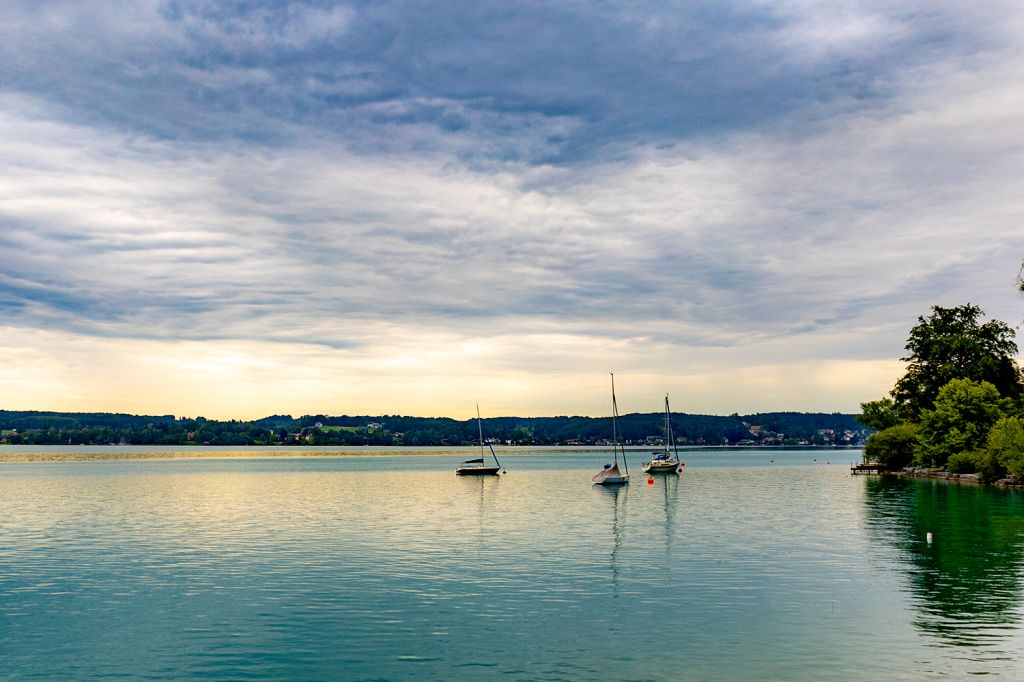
top-left (593, 463), bottom-right (629, 485)
top-left (456, 466), bottom-right (501, 476)
top-left (642, 461), bottom-right (680, 473)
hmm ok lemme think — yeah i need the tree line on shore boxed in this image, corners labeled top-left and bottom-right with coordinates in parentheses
top-left (861, 297), bottom-right (1024, 482)
top-left (0, 409), bottom-right (864, 448)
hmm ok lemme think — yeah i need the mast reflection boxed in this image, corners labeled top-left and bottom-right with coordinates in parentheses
top-left (596, 485), bottom-right (627, 598)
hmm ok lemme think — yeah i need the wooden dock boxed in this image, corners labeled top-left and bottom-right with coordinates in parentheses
top-left (851, 463), bottom-right (887, 474)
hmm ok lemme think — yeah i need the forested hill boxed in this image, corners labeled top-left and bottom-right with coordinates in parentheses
top-left (0, 410), bottom-right (866, 446)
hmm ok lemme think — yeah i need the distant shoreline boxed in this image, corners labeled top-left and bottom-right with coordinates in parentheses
top-left (0, 410), bottom-right (868, 449)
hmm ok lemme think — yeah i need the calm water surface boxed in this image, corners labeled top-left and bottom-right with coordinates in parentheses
top-left (1, 449), bottom-right (1023, 680)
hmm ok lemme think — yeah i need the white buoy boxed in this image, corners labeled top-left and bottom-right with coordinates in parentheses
top-left (926, 532), bottom-right (933, 545)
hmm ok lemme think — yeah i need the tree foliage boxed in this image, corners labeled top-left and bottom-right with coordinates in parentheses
top-left (864, 423), bottom-right (919, 470)
top-left (944, 449), bottom-right (1006, 485)
top-left (987, 416), bottom-right (1024, 480)
top-left (859, 398), bottom-right (900, 431)
top-left (946, 450), bottom-right (984, 474)
top-left (891, 304), bottom-right (1022, 419)
top-left (916, 378), bottom-right (1007, 468)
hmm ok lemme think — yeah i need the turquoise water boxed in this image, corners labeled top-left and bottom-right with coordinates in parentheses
top-left (1, 449), bottom-right (1023, 680)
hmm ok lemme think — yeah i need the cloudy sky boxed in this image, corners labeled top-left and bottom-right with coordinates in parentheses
top-left (1, 1), bottom-right (1022, 419)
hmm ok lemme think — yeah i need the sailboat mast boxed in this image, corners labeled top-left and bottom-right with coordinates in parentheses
top-left (667, 395), bottom-right (675, 458)
top-left (668, 395), bottom-right (680, 460)
top-left (477, 404), bottom-right (502, 470)
top-left (611, 373), bottom-right (620, 467)
top-left (477, 404), bottom-right (485, 459)
top-left (610, 373), bottom-right (628, 474)
top-left (663, 395), bottom-right (670, 456)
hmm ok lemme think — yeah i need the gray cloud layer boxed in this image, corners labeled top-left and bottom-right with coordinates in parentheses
top-left (1, 1), bottom-right (1022, 398)
top-left (5, 1), bottom-right (1012, 159)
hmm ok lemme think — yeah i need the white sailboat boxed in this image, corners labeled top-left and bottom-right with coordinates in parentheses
top-left (642, 394), bottom-right (683, 474)
top-left (593, 373), bottom-right (630, 485)
top-left (456, 405), bottom-right (504, 476)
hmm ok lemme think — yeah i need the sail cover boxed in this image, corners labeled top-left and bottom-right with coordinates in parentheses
top-left (462, 458), bottom-right (485, 464)
top-left (592, 462), bottom-right (622, 483)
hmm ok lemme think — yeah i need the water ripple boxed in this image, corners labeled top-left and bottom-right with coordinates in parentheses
top-left (1, 455), bottom-right (1022, 680)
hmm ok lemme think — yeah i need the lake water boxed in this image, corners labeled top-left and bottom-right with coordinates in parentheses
top-left (2, 448), bottom-right (1023, 680)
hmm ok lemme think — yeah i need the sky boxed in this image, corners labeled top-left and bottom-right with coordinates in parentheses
top-left (1, 1), bottom-right (1023, 420)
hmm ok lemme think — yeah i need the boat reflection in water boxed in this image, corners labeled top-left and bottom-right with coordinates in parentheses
top-left (595, 484), bottom-right (628, 600)
top-left (651, 472), bottom-right (681, 576)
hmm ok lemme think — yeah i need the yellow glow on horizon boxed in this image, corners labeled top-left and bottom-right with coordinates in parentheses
top-left (0, 325), bottom-right (906, 420)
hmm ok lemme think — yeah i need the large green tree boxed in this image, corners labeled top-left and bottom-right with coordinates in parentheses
top-left (863, 423), bottom-right (919, 470)
top-left (858, 397), bottom-right (900, 431)
top-left (916, 378), bottom-right (1007, 468)
top-left (987, 416), bottom-right (1024, 480)
top-left (891, 304), bottom-right (1022, 418)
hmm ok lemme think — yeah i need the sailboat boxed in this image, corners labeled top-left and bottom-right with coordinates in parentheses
top-left (642, 394), bottom-right (683, 474)
top-left (456, 405), bottom-right (504, 476)
top-left (593, 373), bottom-right (630, 485)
